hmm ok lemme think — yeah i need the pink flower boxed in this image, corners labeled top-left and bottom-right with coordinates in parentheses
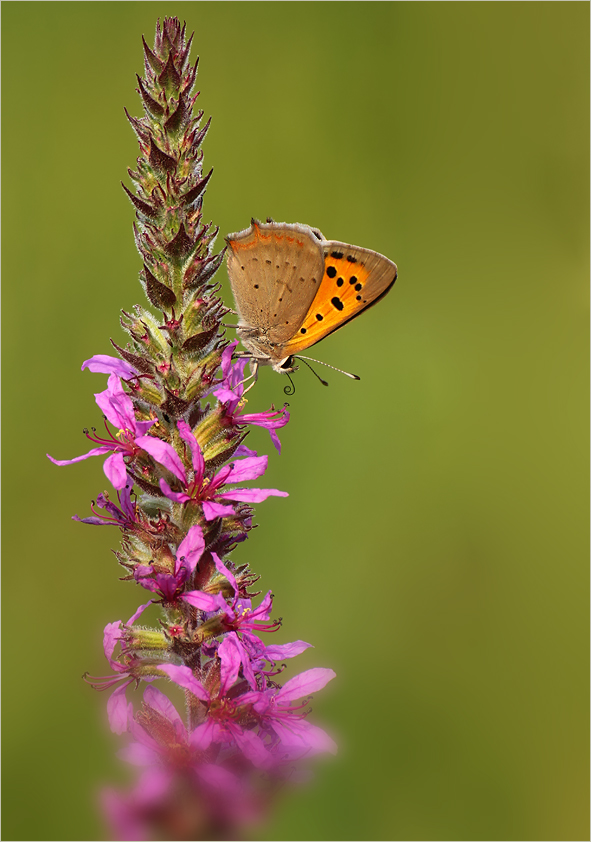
top-left (214, 343), bottom-right (290, 452)
top-left (133, 524), bottom-right (224, 615)
top-left (157, 420), bottom-right (288, 519)
top-left (47, 374), bottom-right (171, 490)
top-left (73, 483), bottom-right (138, 527)
top-left (108, 684), bottom-right (264, 838)
top-left (159, 639), bottom-right (337, 767)
top-left (209, 554), bottom-right (282, 637)
top-left (240, 668), bottom-right (338, 759)
top-left (159, 657), bottom-right (272, 770)
top-left (85, 601), bottom-right (155, 734)
top-left (119, 684), bottom-right (247, 793)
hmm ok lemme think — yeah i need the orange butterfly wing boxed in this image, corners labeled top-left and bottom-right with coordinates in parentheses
top-left (280, 242), bottom-right (397, 357)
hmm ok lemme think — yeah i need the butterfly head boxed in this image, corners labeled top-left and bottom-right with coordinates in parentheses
top-left (273, 355), bottom-right (298, 375)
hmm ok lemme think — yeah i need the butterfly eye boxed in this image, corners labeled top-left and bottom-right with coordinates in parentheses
top-left (280, 356), bottom-right (294, 370)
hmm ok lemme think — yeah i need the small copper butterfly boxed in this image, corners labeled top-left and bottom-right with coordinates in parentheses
top-left (225, 219), bottom-right (397, 379)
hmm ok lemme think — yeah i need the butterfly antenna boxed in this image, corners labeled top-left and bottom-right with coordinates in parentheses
top-left (296, 355), bottom-right (360, 381)
top-left (283, 372), bottom-right (296, 396)
top-left (298, 357), bottom-right (329, 387)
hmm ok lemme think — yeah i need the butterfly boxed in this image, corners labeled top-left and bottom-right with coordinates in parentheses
top-left (225, 219), bottom-right (397, 380)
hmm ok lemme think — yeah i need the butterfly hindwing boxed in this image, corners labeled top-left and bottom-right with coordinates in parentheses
top-left (279, 241), bottom-right (398, 356)
top-left (226, 221), bottom-right (326, 347)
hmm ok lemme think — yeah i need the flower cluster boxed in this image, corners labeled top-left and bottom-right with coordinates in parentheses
top-left (48, 18), bottom-right (334, 840)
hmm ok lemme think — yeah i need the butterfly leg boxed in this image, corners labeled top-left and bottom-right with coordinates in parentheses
top-left (241, 358), bottom-right (260, 395)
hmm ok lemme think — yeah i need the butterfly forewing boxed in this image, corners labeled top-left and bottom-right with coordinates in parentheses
top-left (279, 241), bottom-right (398, 356)
top-left (226, 221), bottom-right (326, 346)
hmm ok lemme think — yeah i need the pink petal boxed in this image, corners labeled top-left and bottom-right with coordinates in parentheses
top-left (218, 633), bottom-right (242, 695)
top-left (268, 428), bottom-right (282, 453)
top-left (220, 631), bottom-right (257, 690)
top-left (220, 341), bottom-right (239, 380)
top-left (95, 374), bottom-right (136, 431)
top-left (133, 568), bottom-right (160, 593)
top-left (159, 478), bottom-right (191, 503)
top-left (118, 740), bottom-right (159, 767)
top-left (107, 681), bottom-right (132, 735)
top-left (103, 621), bottom-right (123, 661)
top-left (217, 488), bottom-right (289, 504)
top-left (101, 788), bottom-right (148, 842)
top-left (135, 419), bottom-right (156, 436)
top-left (181, 591), bottom-right (224, 612)
top-left (202, 500), bottom-right (236, 520)
top-left (190, 719), bottom-right (219, 751)
top-left (176, 420), bottom-right (204, 478)
top-left (143, 686), bottom-right (184, 731)
top-left (135, 436), bottom-right (186, 483)
top-left (126, 600), bottom-right (154, 626)
top-left (103, 451), bottom-right (127, 489)
top-left (158, 663), bottom-right (209, 701)
top-left (176, 524), bottom-right (205, 574)
top-left (82, 355), bottom-right (137, 379)
top-left (133, 766), bottom-right (172, 805)
top-left (270, 718), bottom-right (337, 756)
top-left (213, 553), bottom-right (238, 595)
top-left (264, 640), bottom-right (313, 661)
top-left (248, 590), bottom-right (273, 621)
top-left (235, 689), bottom-right (263, 708)
top-left (234, 444), bottom-right (258, 458)
top-left (46, 445), bottom-right (111, 466)
top-left (231, 726), bottom-right (273, 769)
top-left (129, 715), bottom-right (159, 749)
top-left (224, 455), bottom-right (268, 483)
top-left (213, 386), bottom-right (240, 403)
top-left (194, 763), bottom-right (241, 793)
top-left (277, 668), bottom-right (336, 702)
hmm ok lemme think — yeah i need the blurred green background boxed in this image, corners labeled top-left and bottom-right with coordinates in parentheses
top-left (2, 3), bottom-right (588, 840)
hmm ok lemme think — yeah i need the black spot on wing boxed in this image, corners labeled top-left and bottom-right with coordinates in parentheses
top-left (331, 297), bottom-right (344, 311)
top-left (326, 266), bottom-right (337, 278)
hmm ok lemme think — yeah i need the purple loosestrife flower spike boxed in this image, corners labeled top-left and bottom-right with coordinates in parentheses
top-left (49, 17), bottom-right (336, 840)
